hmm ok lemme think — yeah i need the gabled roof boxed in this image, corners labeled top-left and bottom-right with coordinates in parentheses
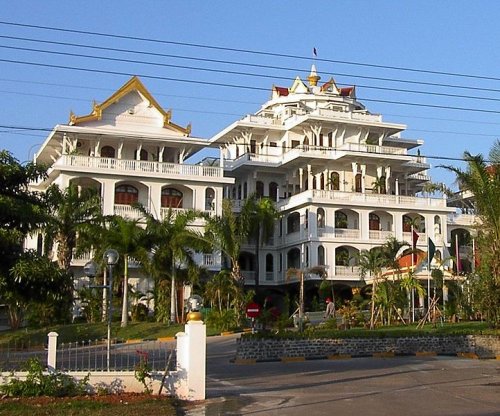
top-left (290, 76), bottom-right (309, 94)
top-left (69, 76), bottom-right (191, 135)
top-left (320, 77), bottom-right (340, 94)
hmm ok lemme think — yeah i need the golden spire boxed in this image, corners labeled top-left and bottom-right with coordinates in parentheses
top-left (308, 64), bottom-right (321, 87)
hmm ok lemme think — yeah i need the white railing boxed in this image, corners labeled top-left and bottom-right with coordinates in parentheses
top-left (368, 230), bottom-right (394, 240)
top-left (114, 204), bottom-right (145, 220)
top-left (241, 271), bottom-right (256, 283)
top-left (313, 108), bottom-right (382, 123)
top-left (265, 272), bottom-right (274, 281)
top-left (241, 114), bottom-right (282, 126)
top-left (283, 189), bottom-right (448, 209)
top-left (334, 229), bottom-right (360, 239)
top-left (447, 213), bottom-right (478, 226)
top-left (402, 232), bottom-right (427, 244)
top-left (202, 254), bottom-right (219, 267)
top-left (334, 266), bottom-right (361, 277)
top-left (339, 142), bottom-right (406, 155)
top-left (56, 155), bottom-right (223, 178)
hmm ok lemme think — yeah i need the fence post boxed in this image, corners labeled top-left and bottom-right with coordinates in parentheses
top-left (47, 331), bottom-right (58, 372)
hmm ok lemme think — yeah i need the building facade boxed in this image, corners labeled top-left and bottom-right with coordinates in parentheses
top-left (211, 66), bottom-right (462, 293)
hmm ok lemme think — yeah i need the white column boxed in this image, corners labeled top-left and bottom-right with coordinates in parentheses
top-left (219, 147), bottom-right (224, 168)
top-left (47, 332), bottom-right (58, 372)
top-left (175, 320), bottom-right (206, 401)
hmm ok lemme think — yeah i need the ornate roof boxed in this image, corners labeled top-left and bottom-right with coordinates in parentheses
top-left (69, 76), bottom-right (191, 135)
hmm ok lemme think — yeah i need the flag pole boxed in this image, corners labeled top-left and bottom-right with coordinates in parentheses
top-left (411, 224), bottom-right (415, 323)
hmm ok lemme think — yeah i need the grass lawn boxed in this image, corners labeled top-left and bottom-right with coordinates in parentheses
top-left (0, 394), bottom-right (178, 416)
top-left (0, 321), bottom-right (229, 347)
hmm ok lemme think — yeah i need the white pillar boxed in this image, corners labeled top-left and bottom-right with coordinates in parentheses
top-left (175, 320), bottom-right (206, 401)
top-left (47, 332), bottom-right (58, 372)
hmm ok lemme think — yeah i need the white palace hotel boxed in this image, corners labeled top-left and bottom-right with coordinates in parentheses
top-left (26, 67), bottom-right (476, 301)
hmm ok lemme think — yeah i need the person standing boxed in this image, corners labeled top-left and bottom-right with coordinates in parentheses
top-left (324, 297), bottom-right (335, 319)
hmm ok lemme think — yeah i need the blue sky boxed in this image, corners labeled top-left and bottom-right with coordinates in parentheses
top-left (1, 1), bottom-right (499, 187)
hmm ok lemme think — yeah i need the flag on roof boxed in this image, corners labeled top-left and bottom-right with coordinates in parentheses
top-left (428, 238), bottom-right (436, 267)
top-left (313, 47), bottom-right (317, 57)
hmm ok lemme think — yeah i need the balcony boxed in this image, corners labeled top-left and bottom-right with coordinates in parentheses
top-left (279, 189), bottom-right (449, 210)
top-left (114, 204), bottom-right (145, 220)
top-left (368, 230), bottom-right (394, 241)
top-left (333, 266), bottom-right (361, 281)
top-left (54, 155), bottom-right (224, 180)
top-left (447, 213), bottom-right (478, 226)
top-left (338, 142), bottom-right (407, 156)
top-left (312, 108), bottom-right (382, 123)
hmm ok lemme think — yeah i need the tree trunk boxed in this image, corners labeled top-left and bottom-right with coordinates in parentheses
top-left (170, 263), bottom-right (177, 324)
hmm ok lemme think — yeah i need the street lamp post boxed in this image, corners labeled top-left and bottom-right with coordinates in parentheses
top-left (84, 248), bottom-right (119, 372)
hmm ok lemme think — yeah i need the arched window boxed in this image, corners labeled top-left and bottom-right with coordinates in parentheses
top-left (320, 173), bottom-right (325, 190)
top-left (101, 146), bottom-right (115, 158)
top-left (256, 181), bottom-right (264, 198)
top-left (330, 172), bottom-right (340, 190)
top-left (231, 187), bottom-right (237, 200)
top-left (305, 245), bottom-right (309, 267)
top-left (328, 132), bottom-right (333, 147)
top-left (243, 182), bottom-right (248, 199)
top-left (355, 173), bottom-right (362, 193)
top-left (312, 176), bottom-right (317, 190)
top-left (161, 187), bottom-right (183, 208)
top-left (287, 212), bottom-right (300, 234)
top-left (318, 246), bottom-right (325, 266)
top-left (115, 184), bottom-right (138, 205)
top-left (434, 215), bottom-right (442, 235)
top-left (287, 248), bottom-right (301, 269)
top-left (369, 213), bottom-right (380, 231)
top-left (336, 247), bottom-right (350, 266)
top-left (266, 254), bottom-right (274, 272)
top-left (135, 148), bottom-right (148, 161)
top-left (305, 209), bottom-right (309, 229)
top-left (238, 184), bottom-right (242, 200)
top-left (317, 208), bottom-right (325, 228)
top-left (269, 182), bottom-right (278, 202)
top-left (205, 188), bottom-right (215, 211)
top-left (335, 211), bottom-right (348, 229)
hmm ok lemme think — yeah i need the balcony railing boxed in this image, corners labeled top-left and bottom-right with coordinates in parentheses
top-left (56, 155), bottom-right (224, 178)
top-left (338, 142), bottom-right (406, 155)
top-left (334, 266), bottom-right (361, 278)
top-left (447, 213), bottom-right (478, 226)
top-left (313, 108), bottom-right (382, 123)
top-left (114, 204), bottom-right (145, 220)
top-left (368, 230), bottom-right (394, 241)
top-left (279, 189), bottom-right (448, 209)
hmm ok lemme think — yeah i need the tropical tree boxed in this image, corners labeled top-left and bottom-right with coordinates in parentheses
top-left (357, 248), bottom-right (386, 329)
top-left (91, 216), bottom-right (147, 328)
top-left (43, 183), bottom-right (102, 271)
top-left (240, 194), bottom-right (280, 288)
top-left (0, 151), bottom-right (48, 328)
top-left (441, 140), bottom-right (500, 326)
top-left (0, 250), bottom-right (73, 328)
top-left (204, 199), bottom-right (243, 282)
top-left (140, 207), bottom-right (209, 324)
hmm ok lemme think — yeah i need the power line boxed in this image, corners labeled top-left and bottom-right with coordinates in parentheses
top-left (4, 34), bottom-right (500, 96)
top-left (4, 57), bottom-right (500, 116)
top-left (3, 43), bottom-right (500, 105)
top-left (1, 20), bottom-right (500, 83)
top-left (0, 123), bottom-right (492, 163)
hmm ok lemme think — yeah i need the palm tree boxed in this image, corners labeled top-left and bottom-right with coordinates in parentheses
top-left (140, 207), bottom-right (209, 324)
top-left (43, 183), bottom-right (102, 271)
top-left (240, 194), bottom-right (280, 289)
top-left (357, 248), bottom-right (386, 329)
top-left (204, 199), bottom-right (243, 282)
top-left (441, 140), bottom-right (500, 326)
top-left (97, 216), bottom-right (146, 328)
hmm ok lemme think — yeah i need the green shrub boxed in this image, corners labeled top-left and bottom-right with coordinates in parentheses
top-left (205, 309), bottom-right (238, 332)
top-left (0, 358), bottom-right (90, 397)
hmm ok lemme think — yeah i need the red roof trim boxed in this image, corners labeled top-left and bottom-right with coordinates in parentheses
top-left (339, 87), bottom-right (355, 97)
top-left (275, 86), bottom-right (289, 96)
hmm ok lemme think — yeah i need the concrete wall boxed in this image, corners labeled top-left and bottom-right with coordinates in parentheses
top-left (236, 335), bottom-right (500, 361)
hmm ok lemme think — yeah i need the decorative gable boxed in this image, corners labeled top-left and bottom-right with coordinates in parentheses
top-left (289, 76), bottom-right (310, 94)
top-left (69, 76), bottom-right (191, 135)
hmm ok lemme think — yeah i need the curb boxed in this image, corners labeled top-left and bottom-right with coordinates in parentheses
top-left (281, 356), bottom-right (306, 363)
top-left (373, 352), bottom-right (395, 358)
top-left (327, 354), bottom-right (352, 360)
top-left (457, 352), bottom-right (479, 359)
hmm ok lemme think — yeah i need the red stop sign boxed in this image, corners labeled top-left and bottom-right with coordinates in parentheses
top-left (246, 302), bottom-right (261, 318)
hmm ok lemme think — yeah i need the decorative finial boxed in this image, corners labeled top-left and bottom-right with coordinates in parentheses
top-left (308, 64), bottom-right (321, 87)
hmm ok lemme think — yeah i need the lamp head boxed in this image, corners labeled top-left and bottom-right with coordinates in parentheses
top-left (83, 260), bottom-right (98, 278)
top-left (103, 249), bottom-right (119, 266)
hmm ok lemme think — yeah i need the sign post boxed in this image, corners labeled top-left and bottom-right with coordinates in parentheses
top-left (246, 302), bottom-right (261, 333)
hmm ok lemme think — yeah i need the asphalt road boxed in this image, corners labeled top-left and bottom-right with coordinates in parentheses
top-left (182, 333), bottom-right (500, 416)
